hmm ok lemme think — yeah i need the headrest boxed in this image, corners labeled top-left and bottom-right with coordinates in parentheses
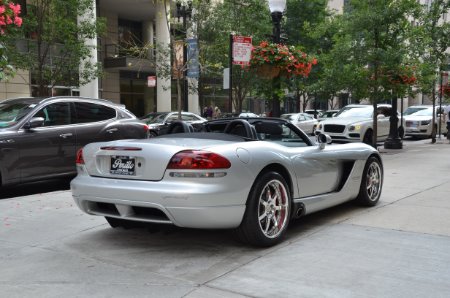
top-left (254, 122), bottom-right (283, 136)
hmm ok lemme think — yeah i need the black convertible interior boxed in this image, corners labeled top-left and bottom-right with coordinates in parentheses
top-left (158, 118), bottom-right (313, 147)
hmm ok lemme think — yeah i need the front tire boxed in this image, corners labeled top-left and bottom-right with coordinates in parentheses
top-left (235, 171), bottom-right (291, 247)
top-left (363, 129), bottom-right (373, 145)
top-left (398, 126), bottom-right (405, 139)
top-left (355, 157), bottom-right (383, 206)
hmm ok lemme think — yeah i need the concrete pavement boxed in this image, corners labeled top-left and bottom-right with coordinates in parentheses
top-left (1, 139), bottom-right (450, 298)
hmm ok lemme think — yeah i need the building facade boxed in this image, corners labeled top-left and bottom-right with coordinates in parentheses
top-left (1, 0), bottom-right (200, 117)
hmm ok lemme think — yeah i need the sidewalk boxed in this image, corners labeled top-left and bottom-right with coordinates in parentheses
top-left (378, 135), bottom-right (449, 154)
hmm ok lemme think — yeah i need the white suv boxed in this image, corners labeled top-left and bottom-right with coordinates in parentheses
top-left (315, 104), bottom-right (404, 144)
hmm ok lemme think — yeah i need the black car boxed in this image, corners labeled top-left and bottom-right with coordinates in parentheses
top-left (140, 111), bottom-right (207, 137)
top-left (0, 96), bottom-right (149, 187)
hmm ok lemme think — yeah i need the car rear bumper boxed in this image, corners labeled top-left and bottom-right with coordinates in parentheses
top-left (71, 175), bottom-right (247, 229)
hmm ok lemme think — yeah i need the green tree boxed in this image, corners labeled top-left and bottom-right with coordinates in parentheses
top-left (0, 0), bottom-right (23, 81)
top-left (6, 0), bottom-right (105, 96)
top-left (320, 0), bottom-right (421, 146)
top-left (284, 0), bottom-right (330, 112)
top-left (412, 0), bottom-right (450, 142)
top-left (197, 0), bottom-right (271, 113)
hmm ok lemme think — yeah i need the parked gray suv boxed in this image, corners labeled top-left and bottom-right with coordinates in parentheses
top-left (0, 96), bottom-right (149, 187)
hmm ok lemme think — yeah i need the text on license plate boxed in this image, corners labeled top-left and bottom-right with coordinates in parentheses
top-left (110, 156), bottom-right (135, 175)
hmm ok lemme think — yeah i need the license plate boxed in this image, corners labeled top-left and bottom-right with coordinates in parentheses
top-left (406, 122), bottom-right (417, 128)
top-left (110, 156), bottom-right (135, 175)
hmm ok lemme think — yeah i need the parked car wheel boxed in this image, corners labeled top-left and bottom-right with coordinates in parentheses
top-left (363, 129), bottom-right (373, 145)
top-left (149, 131), bottom-right (158, 137)
top-left (398, 126), bottom-right (405, 139)
top-left (355, 157), bottom-right (382, 206)
top-left (235, 171), bottom-right (291, 247)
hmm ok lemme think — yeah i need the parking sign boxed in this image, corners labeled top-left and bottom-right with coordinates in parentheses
top-left (233, 36), bottom-right (252, 66)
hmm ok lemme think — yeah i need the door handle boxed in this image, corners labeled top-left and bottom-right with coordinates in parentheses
top-left (106, 128), bottom-right (118, 134)
top-left (59, 133), bottom-right (73, 138)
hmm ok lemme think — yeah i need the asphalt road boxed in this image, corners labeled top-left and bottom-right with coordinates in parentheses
top-left (1, 137), bottom-right (450, 298)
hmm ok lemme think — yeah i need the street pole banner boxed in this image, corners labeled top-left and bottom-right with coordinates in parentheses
top-left (223, 68), bottom-right (229, 89)
top-left (173, 40), bottom-right (184, 79)
top-left (187, 38), bottom-right (199, 78)
top-left (232, 36), bottom-right (252, 65)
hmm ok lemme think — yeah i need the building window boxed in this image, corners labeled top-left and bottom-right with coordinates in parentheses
top-left (118, 19), bottom-right (143, 56)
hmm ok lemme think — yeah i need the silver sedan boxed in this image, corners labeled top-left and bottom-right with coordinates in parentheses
top-left (71, 118), bottom-right (383, 247)
top-left (280, 113), bottom-right (319, 135)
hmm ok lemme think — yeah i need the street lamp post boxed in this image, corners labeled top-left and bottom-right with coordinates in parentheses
top-left (176, 1), bottom-right (192, 112)
top-left (268, 0), bottom-right (286, 118)
top-left (384, 92), bottom-right (403, 149)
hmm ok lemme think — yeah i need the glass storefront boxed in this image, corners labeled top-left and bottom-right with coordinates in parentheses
top-left (120, 71), bottom-right (155, 117)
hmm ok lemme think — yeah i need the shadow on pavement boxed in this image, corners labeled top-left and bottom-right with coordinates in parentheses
top-left (0, 177), bottom-right (73, 199)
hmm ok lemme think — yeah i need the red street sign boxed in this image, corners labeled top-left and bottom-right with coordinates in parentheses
top-left (147, 76), bottom-right (156, 87)
top-left (233, 36), bottom-right (252, 66)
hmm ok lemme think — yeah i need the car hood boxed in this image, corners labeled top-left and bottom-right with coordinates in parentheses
top-left (319, 117), bottom-right (370, 126)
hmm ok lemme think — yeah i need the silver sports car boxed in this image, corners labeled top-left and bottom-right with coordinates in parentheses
top-left (71, 118), bottom-right (383, 247)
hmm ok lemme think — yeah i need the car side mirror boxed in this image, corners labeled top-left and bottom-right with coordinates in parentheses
top-left (23, 117), bottom-right (45, 130)
top-left (317, 133), bottom-right (332, 149)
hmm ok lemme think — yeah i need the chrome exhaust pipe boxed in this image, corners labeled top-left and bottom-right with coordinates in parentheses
top-left (295, 206), bottom-right (304, 218)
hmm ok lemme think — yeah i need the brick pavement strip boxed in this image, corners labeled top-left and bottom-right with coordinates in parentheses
top-left (1, 140), bottom-right (450, 298)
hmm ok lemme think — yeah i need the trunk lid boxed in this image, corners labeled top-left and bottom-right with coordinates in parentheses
top-left (81, 137), bottom-right (234, 181)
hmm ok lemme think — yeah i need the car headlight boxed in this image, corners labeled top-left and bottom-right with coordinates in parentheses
top-left (349, 124), bottom-right (361, 131)
top-left (421, 120), bottom-right (431, 125)
top-left (317, 123), bottom-right (322, 130)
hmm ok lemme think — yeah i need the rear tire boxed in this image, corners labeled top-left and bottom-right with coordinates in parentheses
top-left (235, 171), bottom-right (291, 247)
top-left (355, 157), bottom-right (383, 206)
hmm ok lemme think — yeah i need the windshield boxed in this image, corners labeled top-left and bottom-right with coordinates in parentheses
top-left (0, 102), bottom-right (35, 128)
top-left (321, 111), bottom-right (337, 118)
top-left (147, 113), bottom-right (169, 124)
top-left (403, 107), bottom-right (428, 115)
top-left (411, 108), bottom-right (433, 116)
top-left (334, 106), bottom-right (373, 118)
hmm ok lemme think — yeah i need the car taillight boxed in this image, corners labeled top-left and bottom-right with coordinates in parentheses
top-left (76, 148), bottom-right (84, 165)
top-left (143, 124), bottom-right (149, 132)
top-left (167, 150), bottom-right (231, 169)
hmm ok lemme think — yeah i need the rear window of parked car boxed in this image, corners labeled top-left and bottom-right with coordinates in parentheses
top-left (75, 102), bottom-right (116, 123)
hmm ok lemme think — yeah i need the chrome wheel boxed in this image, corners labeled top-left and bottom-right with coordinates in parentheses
top-left (236, 171), bottom-right (291, 246)
top-left (355, 157), bottom-right (383, 206)
top-left (366, 161), bottom-right (382, 201)
top-left (257, 179), bottom-right (289, 239)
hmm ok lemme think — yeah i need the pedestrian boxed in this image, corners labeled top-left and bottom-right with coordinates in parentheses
top-left (213, 106), bottom-right (221, 119)
top-left (206, 106), bottom-right (213, 120)
top-left (202, 106), bottom-right (208, 118)
top-left (444, 105), bottom-right (450, 140)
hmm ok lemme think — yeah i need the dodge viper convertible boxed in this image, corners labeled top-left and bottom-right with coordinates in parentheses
top-left (71, 118), bottom-right (383, 247)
